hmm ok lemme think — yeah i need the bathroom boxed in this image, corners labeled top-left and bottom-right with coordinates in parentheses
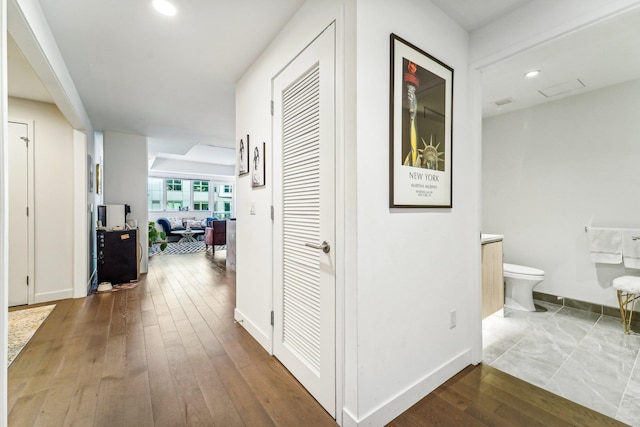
top-left (480, 7), bottom-right (640, 424)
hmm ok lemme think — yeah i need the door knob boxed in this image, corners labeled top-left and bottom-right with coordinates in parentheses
top-left (305, 241), bottom-right (331, 253)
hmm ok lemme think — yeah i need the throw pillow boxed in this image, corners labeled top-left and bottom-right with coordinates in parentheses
top-left (167, 217), bottom-right (183, 229)
top-left (181, 217), bottom-right (196, 227)
top-left (186, 219), bottom-right (203, 229)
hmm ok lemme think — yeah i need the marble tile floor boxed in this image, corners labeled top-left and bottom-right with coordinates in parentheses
top-left (483, 301), bottom-right (640, 426)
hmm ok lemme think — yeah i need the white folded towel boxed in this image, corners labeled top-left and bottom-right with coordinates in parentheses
top-left (587, 227), bottom-right (622, 264)
top-left (622, 229), bottom-right (640, 269)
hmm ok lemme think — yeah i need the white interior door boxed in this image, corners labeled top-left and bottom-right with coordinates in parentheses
top-left (272, 24), bottom-right (336, 417)
top-left (8, 121), bottom-right (30, 306)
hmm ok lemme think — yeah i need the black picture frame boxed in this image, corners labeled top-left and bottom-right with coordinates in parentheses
top-left (252, 142), bottom-right (266, 188)
top-left (239, 135), bottom-right (250, 176)
top-left (389, 34), bottom-right (453, 208)
top-left (96, 163), bottom-right (102, 194)
top-left (88, 154), bottom-right (94, 189)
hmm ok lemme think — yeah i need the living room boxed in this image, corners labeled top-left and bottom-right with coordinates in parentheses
top-left (146, 142), bottom-right (236, 258)
top-left (4, 27), bottom-right (238, 314)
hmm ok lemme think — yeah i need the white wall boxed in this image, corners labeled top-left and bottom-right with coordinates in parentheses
top-left (235, 0), bottom-right (354, 424)
top-left (352, 0), bottom-right (480, 424)
top-left (9, 97), bottom-right (76, 302)
top-left (72, 128), bottom-right (88, 297)
top-left (0, 8), bottom-right (9, 426)
top-left (103, 131), bottom-right (149, 273)
top-left (483, 78), bottom-right (640, 309)
top-left (8, 0), bottom-right (95, 302)
top-left (235, 0), bottom-right (351, 351)
top-left (236, 0), bottom-right (482, 425)
top-left (3, 1), bottom-right (95, 423)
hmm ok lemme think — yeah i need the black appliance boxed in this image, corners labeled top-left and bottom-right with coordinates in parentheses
top-left (97, 229), bottom-right (139, 285)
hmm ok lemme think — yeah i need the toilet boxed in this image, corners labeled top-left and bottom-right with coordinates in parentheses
top-left (503, 263), bottom-right (545, 311)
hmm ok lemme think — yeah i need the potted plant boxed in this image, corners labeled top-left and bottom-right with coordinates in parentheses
top-left (149, 221), bottom-right (167, 251)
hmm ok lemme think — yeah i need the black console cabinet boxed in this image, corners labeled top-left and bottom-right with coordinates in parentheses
top-left (97, 229), bottom-right (139, 285)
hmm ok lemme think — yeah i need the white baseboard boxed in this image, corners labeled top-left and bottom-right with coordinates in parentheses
top-left (342, 350), bottom-right (472, 426)
top-left (341, 408), bottom-right (358, 427)
top-left (34, 289), bottom-right (73, 304)
top-left (234, 308), bottom-right (272, 354)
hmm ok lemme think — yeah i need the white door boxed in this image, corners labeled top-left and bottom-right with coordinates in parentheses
top-left (272, 24), bottom-right (336, 417)
top-left (8, 121), bottom-right (30, 306)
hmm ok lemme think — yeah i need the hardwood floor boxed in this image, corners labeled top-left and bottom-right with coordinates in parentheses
top-left (388, 364), bottom-right (627, 427)
top-left (8, 251), bottom-right (626, 426)
top-left (8, 252), bottom-right (335, 427)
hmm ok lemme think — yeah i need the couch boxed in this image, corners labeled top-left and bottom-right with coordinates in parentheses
top-left (157, 217), bottom-right (214, 242)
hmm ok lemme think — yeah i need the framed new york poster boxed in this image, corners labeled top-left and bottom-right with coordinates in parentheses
top-left (389, 33), bottom-right (453, 208)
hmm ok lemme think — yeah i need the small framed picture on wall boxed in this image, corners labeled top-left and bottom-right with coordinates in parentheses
top-left (96, 163), bottom-right (102, 194)
top-left (252, 142), bottom-right (266, 188)
top-left (88, 155), bottom-right (94, 189)
top-left (239, 135), bottom-right (250, 176)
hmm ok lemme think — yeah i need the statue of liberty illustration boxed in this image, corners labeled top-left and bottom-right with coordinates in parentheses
top-left (403, 60), bottom-right (420, 167)
top-left (402, 60), bottom-right (444, 170)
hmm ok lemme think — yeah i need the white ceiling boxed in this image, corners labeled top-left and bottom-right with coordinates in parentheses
top-left (8, 0), bottom-right (640, 170)
top-left (430, 0), bottom-right (532, 31)
top-left (481, 6), bottom-right (640, 118)
top-left (32, 0), bottom-right (305, 175)
top-left (36, 0), bottom-right (305, 147)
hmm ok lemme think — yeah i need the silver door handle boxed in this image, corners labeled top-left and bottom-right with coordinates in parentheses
top-left (305, 241), bottom-right (331, 253)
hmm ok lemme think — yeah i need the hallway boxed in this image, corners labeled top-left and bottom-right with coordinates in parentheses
top-left (8, 251), bottom-right (336, 426)
top-left (8, 251), bottom-right (624, 426)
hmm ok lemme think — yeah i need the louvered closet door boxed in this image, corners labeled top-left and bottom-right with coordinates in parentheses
top-left (272, 24), bottom-right (335, 417)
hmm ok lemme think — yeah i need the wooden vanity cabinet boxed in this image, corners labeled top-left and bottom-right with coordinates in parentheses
top-left (481, 240), bottom-right (504, 318)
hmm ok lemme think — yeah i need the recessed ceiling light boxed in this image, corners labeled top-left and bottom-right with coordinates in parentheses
top-left (524, 70), bottom-right (541, 78)
top-left (153, 0), bottom-right (177, 16)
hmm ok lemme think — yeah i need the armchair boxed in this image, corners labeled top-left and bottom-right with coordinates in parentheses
top-left (204, 220), bottom-right (227, 252)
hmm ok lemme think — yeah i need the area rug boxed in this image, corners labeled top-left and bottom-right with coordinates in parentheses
top-left (150, 241), bottom-right (206, 256)
top-left (8, 304), bottom-right (55, 366)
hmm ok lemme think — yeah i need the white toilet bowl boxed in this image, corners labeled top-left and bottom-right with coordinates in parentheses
top-left (503, 263), bottom-right (545, 311)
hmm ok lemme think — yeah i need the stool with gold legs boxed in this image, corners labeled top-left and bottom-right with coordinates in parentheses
top-left (612, 276), bottom-right (640, 334)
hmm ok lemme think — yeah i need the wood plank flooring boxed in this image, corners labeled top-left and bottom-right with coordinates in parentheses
top-left (388, 364), bottom-right (627, 427)
top-left (8, 251), bottom-right (626, 426)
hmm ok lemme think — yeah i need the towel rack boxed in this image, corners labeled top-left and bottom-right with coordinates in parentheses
top-left (585, 226), bottom-right (640, 240)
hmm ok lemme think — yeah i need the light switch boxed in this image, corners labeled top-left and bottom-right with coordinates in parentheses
top-left (250, 202), bottom-right (256, 215)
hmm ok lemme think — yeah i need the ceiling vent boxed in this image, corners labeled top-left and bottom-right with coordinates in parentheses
top-left (539, 79), bottom-right (585, 98)
top-left (494, 97), bottom-right (514, 106)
